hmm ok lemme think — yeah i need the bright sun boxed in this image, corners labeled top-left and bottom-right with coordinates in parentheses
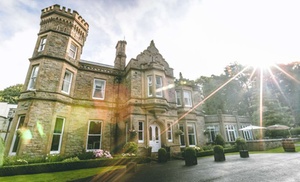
top-left (247, 60), bottom-right (277, 69)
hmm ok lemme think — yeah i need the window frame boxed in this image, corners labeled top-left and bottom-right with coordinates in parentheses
top-left (86, 120), bottom-right (102, 151)
top-left (226, 125), bottom-right (237, 142)
top-left (92, 79), bottom-right (106, 100)
top-left (183, 90), bottom-right (192, 107)
top-left (167, 123), bottom-right (173, 142)
top-left (187, 123), bottom-right (197, 146)
top-left (206, 125), bottom-right (219, 143)
top-left (155, 75), bottom-right (163, 97)
top-left (50, 117), bottom-right (65, 154)
top-left (9, 115), bottom-right (26, 155)
top-left (175, 90), bottom-right (182, 106)
top-left (138, 121), bottom-right (144, 143)
top-left (68, 42), bottom-right (78, 59)
top-left (241, 125), bottom-right (253, 140)
top-left (61, 70), bottom-right (73, 94)
top-left (147, 75), bottom-right (153, 97)
top-left (27, 65), bottom-right (39, 90)
top-left (38, 36), bottom-right (47, 52)
top-left (179, 124), bottom-right (185, 147)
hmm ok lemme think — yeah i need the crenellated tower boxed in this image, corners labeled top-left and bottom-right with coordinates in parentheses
top-left (32, 4), bottom-right (89, 63)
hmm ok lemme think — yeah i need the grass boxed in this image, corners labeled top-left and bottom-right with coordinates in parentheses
top-left (0, 165), bottom-right (125, 182)
top-left (1, 143), bottom-right (300, 181)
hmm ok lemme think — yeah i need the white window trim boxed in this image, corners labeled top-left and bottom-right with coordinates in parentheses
top-left (68, 42), bottom-right (78, 59)
top-left (138, 121), bottom-right (144, 143)
top-left (50, 117), bottom-right (65, 154)
top-left (9, 115), bottom-right (25, 156)
top-left (92, 79), bottom-right (106, 100)
top-left (61, 70), bottom-right (73, 94)
top-left (175, 90), bottom-right (182, 106)
top-left (187, 123), bottom-right (197, 146)
top-left (38, 37), bottom-right (47, 52)
top-left (27, 65), bottom-right (39, 90)
top-left (167, 123), bottom-right (173, 142)
top-left (226, 125), bottom-right (237, 142)
top-left (86, 120), bottom-right (102, 151)
top-left (183, 90), bottom-right (192, 107)
top-left (155, 75), bottom-right (163, 97)
top-left (147, 75), bottom-right (153, 97)
top-left (179, 124), bottom-right (185, 147)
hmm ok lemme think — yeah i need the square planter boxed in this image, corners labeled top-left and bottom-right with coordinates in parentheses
top-left (239, 150), bottom-right (249, 158)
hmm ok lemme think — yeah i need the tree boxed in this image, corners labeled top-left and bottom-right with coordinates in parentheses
top-left (0, 84), bottom-right (23, 104)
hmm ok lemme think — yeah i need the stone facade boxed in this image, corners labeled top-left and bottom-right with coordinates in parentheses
top-left (4, 4), bottom-right (251, 158)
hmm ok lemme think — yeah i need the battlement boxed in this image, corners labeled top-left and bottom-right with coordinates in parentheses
top-left (41, 4), bottom-right (89, 30)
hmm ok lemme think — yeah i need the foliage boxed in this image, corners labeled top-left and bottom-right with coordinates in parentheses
top-left (77, 151), bottom-right (95, 160)
top-left (62, 157), bottom-right (80, 162)
top-left (122, 142), bottom-right (138, 154)
top-left (214, 134), bottom-right (225, 147)
top-left (158, 148), bottom-right (168, 163)
top-left (93, 149), bottom-right (113, 159)
top-left (184, 147), bottom-right (197, 166)
top-left (0, 84), bottom-right (23, 104)
top-left (0, 138), bottom-right (4, 166)
top-left (45, 154), bottom-right (64, 163)
top-left (213, 145), bottom-right (224, 154)
top-left (235, 137), bottom-right (246, 150)
top-left (202, 145), bottom-right (214, 151)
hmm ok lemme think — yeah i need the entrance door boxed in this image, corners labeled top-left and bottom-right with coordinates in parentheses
top-left (149, 124), bottom-right (161, 152)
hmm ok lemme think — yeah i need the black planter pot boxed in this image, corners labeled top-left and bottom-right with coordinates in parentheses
top-left (214, 152), bottom-right (225, 162)
top-left (185, 156), bottom-right (198, 166)
top-left (239, 150), bottom-right (249, 158)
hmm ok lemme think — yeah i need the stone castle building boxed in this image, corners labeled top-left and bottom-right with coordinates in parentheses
top-left (5, 4), bottom-right (251, 157)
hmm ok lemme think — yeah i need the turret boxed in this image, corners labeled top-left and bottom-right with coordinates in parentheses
top-left (114, 40), bottom-right (127, 70)
top-left (32, 4), bottom-right (89, 63)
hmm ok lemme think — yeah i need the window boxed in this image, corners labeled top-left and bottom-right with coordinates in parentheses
top-left (68, 43), bottom-right (77, 59)
top-left (50, 118), bottom-right (65, 154)
top-left (175, 90), bottom-right (182, 106)
top-left (10, 115), bottom-right (25, 155)
top-left (183, 90), bottom-right (192, 107)
top-left (87, 121), bottom-right (102, 150)
top-left (138, 121), bottom-right (144, 143)
top-left (38, 37), bottom-right (47, 52)
top-left (155, 76), bottom-right (163, 97)
top-left (241, 125), bottom-right (253, 140)
top-left (187, 123), bottom-right (196, 146)
top-left (27, 65), bottom-right (39, 90)
top-left (226, 125), bottom-right (237, 142)
top-left (147, 76), bottom-right (153, 97)
top-left (167, 123), bottom-right (172, 142)
top-left (92, 79), bottom-right (106, 99)
top-left (206, 125), bottom-right (219, 143)
top-left (179, 124), bottom-right (185, 146)
top-left (61, 70), bottom-right (73, 94)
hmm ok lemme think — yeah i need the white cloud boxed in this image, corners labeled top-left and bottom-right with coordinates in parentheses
top-left (0, 0), bottom-right (300, 90)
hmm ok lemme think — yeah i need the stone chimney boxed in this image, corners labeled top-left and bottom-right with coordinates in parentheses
top-left (114, 40), bottom-right (127, 70)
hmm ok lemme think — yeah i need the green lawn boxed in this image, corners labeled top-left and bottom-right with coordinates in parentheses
top-left (1, 144), bottom-right (299, 182)
top-left (0, 165), bottom-right (125, 182)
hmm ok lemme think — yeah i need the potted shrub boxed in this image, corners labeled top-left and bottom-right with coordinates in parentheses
top-left (214, 134), bottom-right (225, 147)
top-left (184, 147), bottom-right (197, 166)
top-left (235, 137), bottom-right (249, 158)
top-left (213, 145), bottom-right (225, 162)
top-left (158, 148), bottom-right (168, 163)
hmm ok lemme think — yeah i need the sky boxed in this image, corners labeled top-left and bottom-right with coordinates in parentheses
top-left (1, 0), bottom-right (300, 90)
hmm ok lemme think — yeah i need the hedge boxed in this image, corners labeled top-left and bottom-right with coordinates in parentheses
top-left (0, 157), bottom-right (150, 176)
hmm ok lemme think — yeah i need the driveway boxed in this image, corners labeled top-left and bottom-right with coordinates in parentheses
top-left (74, 153), bottom-right (300, 182)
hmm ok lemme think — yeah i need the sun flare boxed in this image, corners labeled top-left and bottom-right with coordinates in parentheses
top-left (248, 60), bottom-right (277, 69)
